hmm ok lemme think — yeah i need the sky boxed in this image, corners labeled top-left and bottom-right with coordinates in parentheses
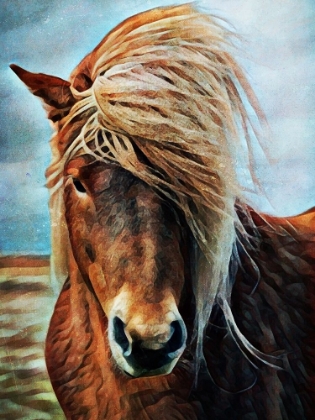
top-left (0, 0), bottom-right (314, 255)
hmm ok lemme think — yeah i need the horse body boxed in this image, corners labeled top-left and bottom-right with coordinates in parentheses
top-left (203, 207), bottom-right (315, 418)
top-left (11, 4), bottom-right (315, 419)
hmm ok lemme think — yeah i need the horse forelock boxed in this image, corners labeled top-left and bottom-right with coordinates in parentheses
top-left (47, 4), bottom-right (267, 369)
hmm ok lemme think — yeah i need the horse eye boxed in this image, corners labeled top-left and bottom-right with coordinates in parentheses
top-left (73, 178), bottom-right (86, 193)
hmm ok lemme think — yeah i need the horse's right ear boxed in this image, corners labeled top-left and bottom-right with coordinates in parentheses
top-left (10, 64), bottom-right (76, 122)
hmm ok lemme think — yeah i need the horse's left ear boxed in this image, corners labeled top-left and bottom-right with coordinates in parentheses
top-left (10, 64), bottom-right (76, 122)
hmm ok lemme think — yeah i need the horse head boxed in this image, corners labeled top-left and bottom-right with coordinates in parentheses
top-left (64, 154), bottom-right (190, 377)
top-left (11, 62), bottom-right (191, 378)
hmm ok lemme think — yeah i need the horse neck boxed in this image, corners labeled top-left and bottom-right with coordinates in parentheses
top-left (233, 206), bottom-right (315, 414)
top-left (201, 206), bottom-right (315, 418)
top-left (234, 207), bottom-right (315, 356)
top-left (46, 250), bottom-right (117, 418)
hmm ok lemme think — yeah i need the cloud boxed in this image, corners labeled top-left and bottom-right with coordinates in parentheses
top-left (1, 0), bottom-right (315, 253)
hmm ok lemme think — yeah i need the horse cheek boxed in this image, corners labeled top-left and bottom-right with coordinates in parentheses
top-left (64, 190), bottom-right (95, 275)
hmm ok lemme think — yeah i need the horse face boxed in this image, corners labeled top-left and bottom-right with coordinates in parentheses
top-left (63, 155), bottom-right (189, 377)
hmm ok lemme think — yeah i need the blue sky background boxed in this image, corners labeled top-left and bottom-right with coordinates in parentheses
top-left (0, 0), bottom-right (314, 255)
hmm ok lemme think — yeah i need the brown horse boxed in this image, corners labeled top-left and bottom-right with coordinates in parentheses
top-left (11, 4), bottom-right (315, 419)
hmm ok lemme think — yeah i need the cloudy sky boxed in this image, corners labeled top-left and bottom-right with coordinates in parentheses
top-left (0, 0), bottom-right (314, 255)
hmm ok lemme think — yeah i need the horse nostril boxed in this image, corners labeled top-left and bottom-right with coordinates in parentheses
top-left (111, 316), bottom-right (187, 373)
top-left (119, 320), bottom-right (186, 372)
top-left (113, 317), bottom-right (130, 354)
top-left (168, 320), bottom-right (185, 353)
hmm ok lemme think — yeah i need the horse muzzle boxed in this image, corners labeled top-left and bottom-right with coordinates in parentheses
top-left (108, 314), bottom-right (187, 378)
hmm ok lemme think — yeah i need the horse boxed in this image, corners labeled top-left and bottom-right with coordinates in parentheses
top-left (11, 4), bottom-right (315, 419)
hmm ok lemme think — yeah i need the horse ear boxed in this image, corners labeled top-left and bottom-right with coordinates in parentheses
top-left (10, 64), bottom-right (76, 122)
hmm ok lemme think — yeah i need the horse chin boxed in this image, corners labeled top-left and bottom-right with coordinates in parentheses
top-left (120, 358), bottom-right (180, 379)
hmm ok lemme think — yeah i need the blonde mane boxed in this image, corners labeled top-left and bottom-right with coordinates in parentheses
top-left (46, 4), bottom-right (271, 368)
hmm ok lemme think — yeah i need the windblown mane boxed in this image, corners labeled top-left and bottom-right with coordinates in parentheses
top-left (46, 4), bottom-right (267, 367)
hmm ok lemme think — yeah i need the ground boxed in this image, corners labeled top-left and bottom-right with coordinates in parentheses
top-left (0, 256), bottom-right (64, 419)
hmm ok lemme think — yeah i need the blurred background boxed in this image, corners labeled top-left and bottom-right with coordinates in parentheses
top-left (1, 0), bottom-right (314, 255)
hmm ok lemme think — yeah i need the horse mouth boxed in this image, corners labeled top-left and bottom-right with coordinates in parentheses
top-left (123, 370), bottom-right (135, 378)
top-left (121, 358), bottom-right (180, 378)
top-left (115, 341), bottom-right (185, 378)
